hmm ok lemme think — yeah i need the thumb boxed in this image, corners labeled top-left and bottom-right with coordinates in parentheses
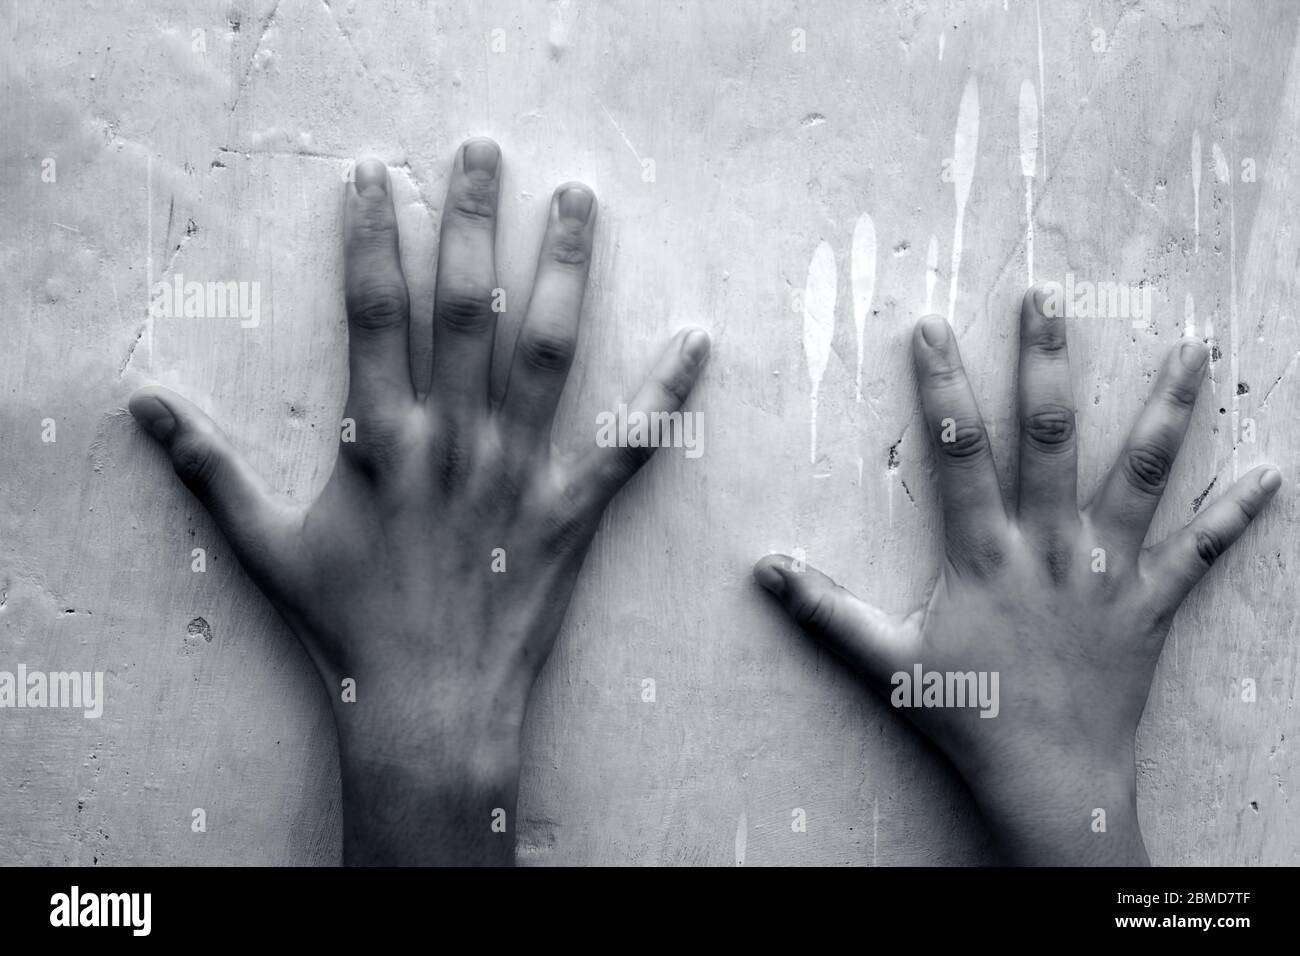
top-left (129, 386), bottom-right (300, 579)
top-left (753, 554), bottom-right (906, 687)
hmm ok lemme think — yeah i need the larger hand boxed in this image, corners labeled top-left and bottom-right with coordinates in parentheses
top-left (130, 140), bottom-right (710, 864)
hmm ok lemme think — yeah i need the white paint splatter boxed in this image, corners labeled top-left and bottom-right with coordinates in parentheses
top-left (924, 235), bottom-right (939, 314)
top-left (734, 810), bottom-right (747, 866)
top-left (948, 75), bottom-right (979, 324)
top-left (804, 241), bottom-right (837, 466)
top-left (1212, 141), bottom-right (1231, 184)
top-left (1018, 79), bottom-right (1039, 288)
top-left (851, 213), bottom-right (876, 403)
top-left (1191, 129), bottom-right (1202, 253)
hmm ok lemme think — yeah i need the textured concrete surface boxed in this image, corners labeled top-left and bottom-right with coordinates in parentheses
top-left (1, 0), bottom-right (1297, 865)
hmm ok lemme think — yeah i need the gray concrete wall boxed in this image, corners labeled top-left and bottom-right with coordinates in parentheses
top-left (1, 0), bottom-right (1297, 865)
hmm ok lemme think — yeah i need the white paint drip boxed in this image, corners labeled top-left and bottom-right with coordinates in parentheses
top-left (938, 32), bottom-right (945, 61)
top-left (1183, 291), bottom-right (1195, 338)
top-left (851, 213), bottom-right (876, 403)
top-left (924, 235), bottom-right (939, 314)
top-left (1191, 129), bottom-right (1202, 253)
top-left (1225, 134), bottom-right (1239, 480)
top-left (1018, 79), bottom-right (1039, 288)
top-left (1035, 0), bottom-right (1047, 180)
top-left (948, 76), bottom-right (979, 324)
top-left (734, 810), bottom-right (747, 866)
top-left (804, 241), bottom-right (837, 466)
top-left (547, 0), bottom-right (570, 56)
top-left (872, 794), bottom-right (879, 866)
top-left (145, 154), bottom-right (153, 370)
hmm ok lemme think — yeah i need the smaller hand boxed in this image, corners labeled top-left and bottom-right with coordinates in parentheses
top-left (755, 289), bottom-right (1279, 865)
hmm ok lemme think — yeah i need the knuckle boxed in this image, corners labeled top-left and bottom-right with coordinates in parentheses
top-left (1161, 378), bottom-right (1200, 409)
top-left (436, 282), bottom-right (495, 333)
top-left (546, 223), bottom-right (591, 268)
top-left (346, 202), bottom-right (397, 250)
top-left (518, 326), bottom-right (577, 373)
top-left (794, 588), bottom-right (840, 633)
top-left (170, 433), bottom-right (219, 492)
top-left (1122, 442), bottom-right (1173, 495)
top-left (925, 363), bottom-right (967, 389)
top-left (1193, 527), bottom-right (1227, 568)
top-left (451, 180), bottom-right (498, 225)
top-left (1021, 404), bottom-right (1076, 452)
top-left (1026, 321), bottom-right (1068, 354)
top-left (937, 419), bottom-right (990, 462)
top-left (347, 277), bottom-right (408, 331)
top-left (1231, 496), bottom-right (1257, 526)
top-left (659, 367), bottom-right (695, 405)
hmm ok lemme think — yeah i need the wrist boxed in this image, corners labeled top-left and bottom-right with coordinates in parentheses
top-left (331, 700), bottom-right (524, 866)
top-left (964, 751), bottom-right (1147, 865)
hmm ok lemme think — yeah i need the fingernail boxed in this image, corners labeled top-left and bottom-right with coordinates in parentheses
top-left (558, 185), bottom-right (593, 224)
top-left (754, 561), bottom-right (786, 597)
top-left (353, 158), bottom-right (388, 198)
top-left (1180, 340), bottom-right (1209, 372)
top-left (463, 139), bottom-right (500, 177)
top-left (131, 395), bottom-right (176, 442)
top-left (1260, 467), bottom-right (1282, 492)
top-left (920, 315), bottom-right (949, 348)
top-left (682, 329), bottom-right (711, 367)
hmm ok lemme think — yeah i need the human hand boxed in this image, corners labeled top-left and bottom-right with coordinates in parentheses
top-left (129, 139), bottom-right (710, 864)
top-left (754, 289), bottom-right (1279, 865)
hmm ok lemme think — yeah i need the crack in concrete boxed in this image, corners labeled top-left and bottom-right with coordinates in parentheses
top-left (1257, 347), bottom-right (1300, 412)
top-left (229, 0), bottom-right (283, 116)
top-left (318, 0), bottom-right (439, 226)
top-left (216, 144), bottom-right (350, 162)
top-left (117, 324), bottom-right (145, 377)
top-left (1184, 346), bottom-right (1299, 500)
